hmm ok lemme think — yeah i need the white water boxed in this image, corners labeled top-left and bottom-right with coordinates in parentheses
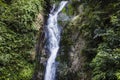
top-left (44, 1), bottom-right (68, 80)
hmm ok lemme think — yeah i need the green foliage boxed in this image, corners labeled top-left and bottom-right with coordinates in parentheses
top-left (77, 0), bottom-right (120, 80)
top-left (116, 70), bottom-right (120, 80)
top-left (0, 0), bottom-right (43, 79)
top-left (19, 64), bottom-right (34, 80)
top-left (47, 0), bottom-right (120, 80)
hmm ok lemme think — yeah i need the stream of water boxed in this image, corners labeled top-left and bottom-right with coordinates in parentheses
top-left (44, 1), bottom-right (68, 80)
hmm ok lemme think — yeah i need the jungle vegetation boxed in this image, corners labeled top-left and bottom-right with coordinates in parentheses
top-left (0, 0), bottom-right (120, 80)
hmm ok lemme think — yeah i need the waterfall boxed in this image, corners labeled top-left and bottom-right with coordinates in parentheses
top-left (44, 1), bottom-right (68, 80)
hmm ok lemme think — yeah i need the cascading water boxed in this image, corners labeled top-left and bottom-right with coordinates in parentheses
top-left (44, 1), bottom-right (68, 80)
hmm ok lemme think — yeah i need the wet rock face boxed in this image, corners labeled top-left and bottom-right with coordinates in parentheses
top-left (58, 36), bottom-right (86, 80)
top-left (57, 14), bottom-right (87, 80)
top-left (35, 13), bottom-right (44, 30)
top-left (69, 36), bottom-right (85, 72)
top-left (32, 13), bottom-right (46, 80)
top-left (33, 1), bottom-right (87, 80)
